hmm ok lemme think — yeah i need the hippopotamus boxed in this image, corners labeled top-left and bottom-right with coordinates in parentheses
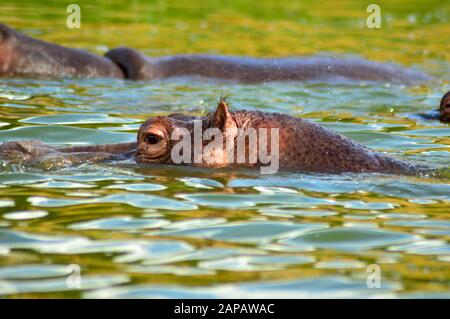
top-left (0, 23), bottom-right (430, 84)
top-left (416, 91), bottom-right (450, 123)
top-left (440, 91), bottom-right (450, 122)
top-left (0, 98), bottom-right (430, 175)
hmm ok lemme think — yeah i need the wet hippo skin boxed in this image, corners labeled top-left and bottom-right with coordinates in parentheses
top-left (0, 140), bottom-right (136, 170)
top-left (438, 91), bottom-right (450, 122)
top-left (0, 98), bottom-right (430, 175)
top-left (0, 24), bottom-right (124, 78)
top-left (0, 23), bottom-right (430, 83)
top-left (414, 91), bottom-right (450, 123)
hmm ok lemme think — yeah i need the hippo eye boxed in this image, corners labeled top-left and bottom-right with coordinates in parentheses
top-left (146, 134), bottom-right (162, 145)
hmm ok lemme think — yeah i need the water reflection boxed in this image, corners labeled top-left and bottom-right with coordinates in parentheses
top-left (85, 276), bottom-right (400, 299)
top-left (0, 0), bottom-right (449, 299)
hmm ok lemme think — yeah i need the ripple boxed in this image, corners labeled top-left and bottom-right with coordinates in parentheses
top-left (152, 221), bottom-right (328, 244)
top-left (388, 240), bottom-right (450, 255)
top-left (199, 255), bottom-right (315, 271)
top-left (3, 210), bottom-right (48, 220)
top-left (178, 177), bottom-right (224, 189)
top-left (314, 260), bottom-right (366, 269)
top-left (20, 114), bottom-right (138, 125)
top-left (178, 193), bottom-right (332, 209)
top-left (0, 264), bottom-right (73, 279)
top-left (338, 200), bottom-right (397, 210)
top-left (401, 128), bottom-right (450, 137)
top-left (254, 186), bottom-right (299, 194)
top-left (106, 183), bottom-right (166, 191)
top-left (416, 229), bottom-right (450, 236)
top-left (0, 173), bottom-right (51, 185)
top-left (1, 103), bottom-right (36, 109)
top-left (345, 131), bottom-right (439, 150)
top-left (60, 239), bottom-right (194, 264)
top-left (260, 208), bottom-right (337, 218)
top-left (141, 247), bottom-right (265, 265)
top-left (50, 172), bottom-right (144, 182)
top-left (0, 275), bottom-right (129, 296)
top-left (376, 213), bottom-right (427, 220)
top-left (0, 92), bottom-right (31, 100)
top-left (0, 200), bottom-right (15, 208)
top-left (69, 217), bottom-right (170, 230)
top-left (370, 181), bottom-right (450, 200)
top-left (0, 229), bottom-right (89, 252)
top-left (28, 193), bottom-right (197, 210)
top-left (384, 220), bottom-right (450, 229)
top-left (126, 241), bottom-right (192, 263)
top-left (164, 218), bottom-right (227, 230)
top-left (0, 125), bottom-right (135, 145)
top-left (30, 181), bottom-right (95, 189)
top-left (85, 276), bottom-right (399, 298)
top-left (0, 2), bottom-right (448, 299)
top-left (0, 228), bottom-right (194, 264)
top-left (280, 227), bottom-right (418, 251)
top-left (128, 265), bottom-right (214, 276)
top-left (228, 176), bottom-right (368, 194)
top-left (227, 175), bottom-right (450, 202)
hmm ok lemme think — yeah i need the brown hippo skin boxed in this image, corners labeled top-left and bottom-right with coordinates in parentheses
top-left (439, 91), bottom-right (450, 122)
top-left (0, 23), bottom-right (430, 83)
top-left (0, 98), bottom-right (430, 175)
top-left (0, 139), bottom-right (136, 170)
top-left (415, 91), bottom-right (450, 123)
top-left (0, 24), bottom-right (124, 78)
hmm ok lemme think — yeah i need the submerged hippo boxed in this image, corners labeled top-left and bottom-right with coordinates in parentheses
top-left (0, 23), bottom-right (430, 84)
top-left (0, 98), bottom-right (429, 175)
top-left (417, 91), bottom-right (450, 123)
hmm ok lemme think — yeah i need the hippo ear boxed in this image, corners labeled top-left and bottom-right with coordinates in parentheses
top-left (213, 97), bottom-right (235, 132)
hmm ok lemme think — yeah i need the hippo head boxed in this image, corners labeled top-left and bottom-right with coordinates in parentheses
top-left (135, 98), bottom-right (238, 166)
top-left (440, 91), bottom-right (450, 122)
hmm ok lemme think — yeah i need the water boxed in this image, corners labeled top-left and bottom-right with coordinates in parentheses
top-left (0, 0), bottom-right (449, 298)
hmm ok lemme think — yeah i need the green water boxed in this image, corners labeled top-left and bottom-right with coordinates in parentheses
top-left (0, 0), bottom-right (449, 298)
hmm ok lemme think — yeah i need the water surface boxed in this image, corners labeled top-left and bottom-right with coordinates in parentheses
top-left (0, 0), bottom-right (449, 298)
